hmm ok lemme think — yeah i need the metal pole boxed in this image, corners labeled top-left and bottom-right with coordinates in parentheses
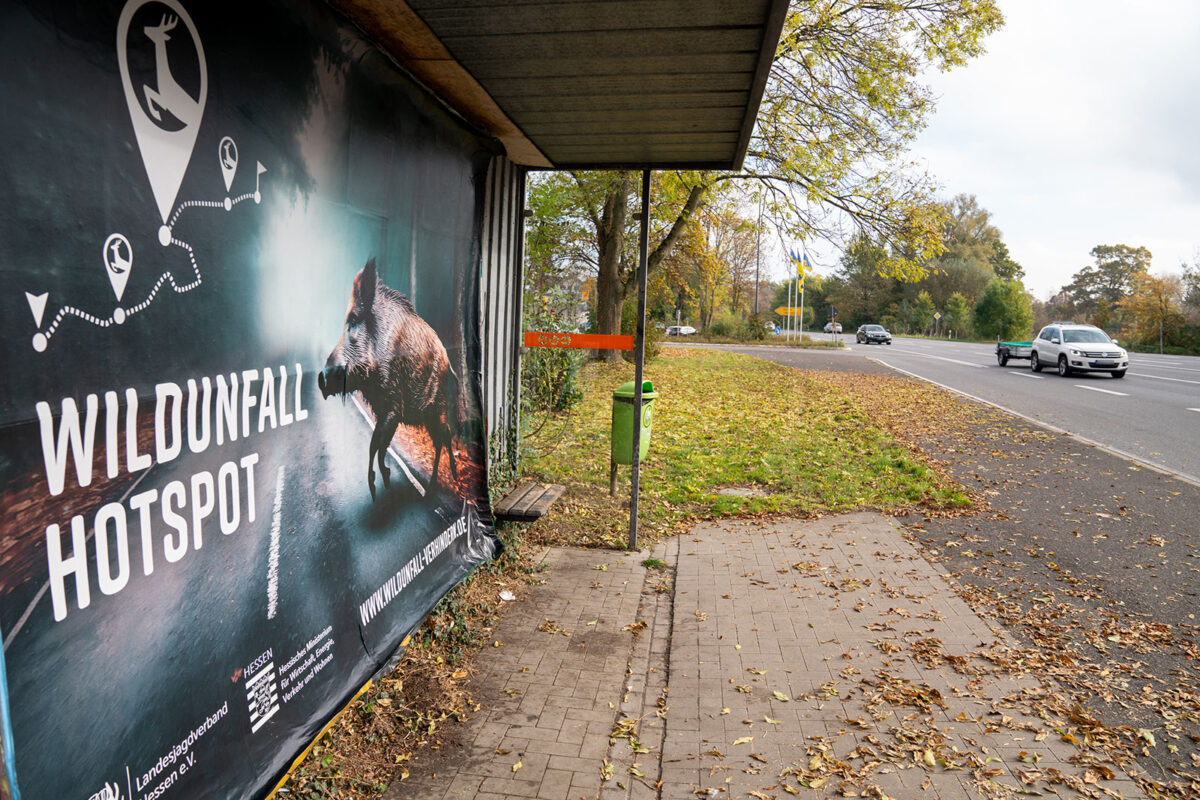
top-left (786, 276), bottom-right (793, 342)
top-left (754, 195), bottom-right (762, 315)
top-left (629, 170), bottom-right (651, 551)
top-left (791, 278), bottom-right (796, 340)
top-left (799, 281), bottom-right (805, 338)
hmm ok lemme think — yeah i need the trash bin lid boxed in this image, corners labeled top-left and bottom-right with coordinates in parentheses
top-left (613, 379), bottom-right (658, 400)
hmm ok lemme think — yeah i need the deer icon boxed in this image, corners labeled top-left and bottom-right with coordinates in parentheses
top-left (107, 238), bottom-right (131, 275)
top-left (142, 14), bottom-right (201, 128)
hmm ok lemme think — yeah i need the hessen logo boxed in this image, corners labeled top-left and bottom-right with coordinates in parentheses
top-left (88, 781), bottom-right (124, 800)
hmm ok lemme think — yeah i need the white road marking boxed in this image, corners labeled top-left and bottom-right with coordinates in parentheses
top-left (1133, 361), bottom-right (1200, 373)
top-left (869, 358), bottom-right (1200, 488)
top-left (1189, 408), bottom-right (1200, 413)
top-left (1130, 372), bottom-right (1200, 385)
top-left (883, 348), bottom-right (984, 368)
top-left (1013, 371), bottom-right (1044, 379)
top-left (267, 465), bottom-right (284, 620)
top-left (1075, 385), bottom-right (1128, 396)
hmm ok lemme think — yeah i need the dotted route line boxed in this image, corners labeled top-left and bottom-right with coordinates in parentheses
top-left (34, 191), bottom-right (260, 351)
top-left (41, 239), bottom-right (204, 343)
top-left (167, 193), bottom-right (254, 227)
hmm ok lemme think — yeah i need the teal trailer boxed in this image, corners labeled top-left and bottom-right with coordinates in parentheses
top-left (996, 340), bottom-right (1033, 366)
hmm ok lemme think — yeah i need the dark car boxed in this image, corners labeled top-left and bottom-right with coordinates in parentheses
top-left (856, 324), bottom-right (892, 344)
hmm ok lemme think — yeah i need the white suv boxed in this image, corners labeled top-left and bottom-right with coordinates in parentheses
top-left (1030, 323), bottom-right (1129, 378)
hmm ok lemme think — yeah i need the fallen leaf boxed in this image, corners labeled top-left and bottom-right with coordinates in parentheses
top-left (733, 736), bottom-right (753, 746)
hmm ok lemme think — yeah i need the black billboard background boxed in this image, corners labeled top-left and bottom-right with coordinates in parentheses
top-left (0, 2), bottom-right (500, 798)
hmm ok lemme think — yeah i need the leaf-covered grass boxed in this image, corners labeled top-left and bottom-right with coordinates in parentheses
top-left (522, 349), bottom-right (973, 549)
top-left (685, 334), bottom-right (846, 348)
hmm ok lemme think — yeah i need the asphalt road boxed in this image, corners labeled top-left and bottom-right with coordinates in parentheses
top-left (675, 337), bottom-right (1200, 485)
top-left (857, 337), bottom-right (1200, 485)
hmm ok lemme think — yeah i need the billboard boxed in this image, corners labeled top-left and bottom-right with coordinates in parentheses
top-left (0, 1), bottom-right (501, 798)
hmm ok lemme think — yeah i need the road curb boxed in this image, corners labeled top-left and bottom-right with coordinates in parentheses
top-left (869, 357), bottom-right (1200, 490)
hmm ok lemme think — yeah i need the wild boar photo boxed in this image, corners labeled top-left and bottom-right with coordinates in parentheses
top-left (318, 258), bottom-right (461, 498)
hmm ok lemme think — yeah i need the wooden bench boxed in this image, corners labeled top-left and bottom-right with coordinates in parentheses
top-left (493, 482), bottom-right (565, 523)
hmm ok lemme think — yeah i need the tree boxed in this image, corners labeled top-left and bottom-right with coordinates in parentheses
top-left (677, 214), bottom-right (726, 331)
top-left (1061, 244), bottom-right (1151, 321)
top-left (941, 194), bottom-right (1002, 264)
top-left (990, 240), bottom-right (1025, 281)
top-left (534, 1), bottom-right (1003, 358)
top-left (824, 234), bottom-right (901, 325)
top-left (525, 172), bottom-right (600, 297)
top-left (944, 292), bottom-right (973, 337)
top-left (974, 278), bottom-right (1033, 340)
top-left (904, 194), bottom-right (1019, 310)
top-left (916, 257), bottom-right (993, 307)
top-left (1041, 290), bottom-right (1077, 326)
top-left (1119, 273), bottom-right (1185, 350)
top-left (1182, 254), bottom-right (1200, 322)
top-left (723, 217), bottom-right (759, 317)
top-left (912, 291), bottom-right (937, 334)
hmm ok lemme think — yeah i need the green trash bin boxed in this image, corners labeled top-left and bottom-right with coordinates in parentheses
top-left (611, 380), bottom-right (658, 466)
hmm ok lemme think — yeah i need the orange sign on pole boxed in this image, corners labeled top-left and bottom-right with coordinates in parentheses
top-left (523, 332), bottom-right (634, 350)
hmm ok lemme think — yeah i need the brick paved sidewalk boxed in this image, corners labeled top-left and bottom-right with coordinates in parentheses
top-left (388, 513), bottom-right (1147, 800)
top-left (662, 513), bottom-right (1144, 799)
top-left (385, 546), bottom-right (662, 800)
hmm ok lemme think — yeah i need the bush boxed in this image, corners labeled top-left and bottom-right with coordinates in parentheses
top-left (523, 349), bottom-right (583, 412)
top-left (708, 317), bottom-right (735, 338)
top-left (621, 298), bottom-right (662, 363)
top-left (740, 314), bottom-right (769, 341)
top-left (521, 287), bottom-right (585, 413)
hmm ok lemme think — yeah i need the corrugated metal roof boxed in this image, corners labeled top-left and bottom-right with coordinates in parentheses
top-left (333, 0), bottom-right (788, 170)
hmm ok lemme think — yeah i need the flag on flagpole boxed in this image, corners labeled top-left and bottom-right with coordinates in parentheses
top-left (789, 248), bottom-right (806, 276)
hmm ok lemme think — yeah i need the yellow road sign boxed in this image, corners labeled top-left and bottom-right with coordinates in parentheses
top-left (775, 306), bottom-right (803, 316)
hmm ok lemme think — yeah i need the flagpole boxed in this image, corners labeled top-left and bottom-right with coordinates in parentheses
top-left (799, 281), bottom-right (805, 338)
top-left (799, 249), bottom-right (807, 338)
top-left (786, 273), bottom-right (793, 342)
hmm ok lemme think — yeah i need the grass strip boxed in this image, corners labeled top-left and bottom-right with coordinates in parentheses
top-left (522, 348), bottom-right (974, 549)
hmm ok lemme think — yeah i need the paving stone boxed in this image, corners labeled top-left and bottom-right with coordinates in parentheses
top-left (386, 514), bottom-right (1149, 800)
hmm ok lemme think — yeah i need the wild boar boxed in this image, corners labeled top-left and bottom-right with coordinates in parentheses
top-left (318, 258), bottom-right (460, 499)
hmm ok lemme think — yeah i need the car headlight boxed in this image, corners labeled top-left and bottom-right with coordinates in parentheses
top-left (1069, 348), bottom-right (1080, 356)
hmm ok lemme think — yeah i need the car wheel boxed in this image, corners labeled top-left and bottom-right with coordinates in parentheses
top-left (1031, 352), bottom-right (1042, 372)
top-left (1057, 355), bottom-right (1071, 377)
top-left (997, 351), bottom-right (1008, 367)
top-left (1111, 370), bottom-right (1126, 378)
top-left (885, 340), bottom-right (891, 345)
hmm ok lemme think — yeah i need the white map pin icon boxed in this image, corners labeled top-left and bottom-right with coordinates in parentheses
top-left (104, 233), bottom-right (133, 301)
top-left (117, 0), bottom-right (207, 224)
top-left (219, 136), bottom-right (238, 192)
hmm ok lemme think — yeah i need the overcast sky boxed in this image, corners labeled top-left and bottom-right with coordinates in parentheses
top-left (800, 0), bottom-right (1200, 299)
